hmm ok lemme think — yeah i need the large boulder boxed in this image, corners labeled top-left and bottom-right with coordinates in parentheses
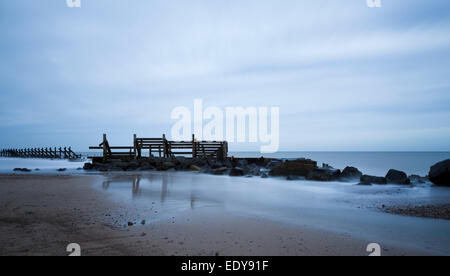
top-left (385, 169), bottom-right (410, 185)
top-left (247, 163), bottom-right (262, 176)
top-left (189, 165), bottom-right (202, 172)
top-left (429, 159), bottom-right (450, 187)
top-left (270, 159), bottom-right (317, 177)
top-left (340, 166), bottom-right (363, 180)
top-left (211, 167), bottom-right (229, 175)
top-left (306, 168), bottom-right (341, 182)
top-left (360, 175), bottom-right (387, 185)
top-left (265, 160), bottom-right (282, 170)
top-left (13, 168), bottom-right (31, 172)
top-left (229, 167), bottom-right (245, 177)
top-left (83, 163), bottom-right (93, 170)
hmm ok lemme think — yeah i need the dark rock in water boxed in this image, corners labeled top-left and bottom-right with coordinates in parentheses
top-left (224, 159), bottom-right (233, 168)
top-left (340, 167), bottom-right (363, 179)
top-left (409, 175), bottom-right (428, 184)
top-left (265, 160), bottom-right (282, 170)
top-left (237, 159), bottom-right (248, 168)
top-left (189, 165), bottom-right (201, 171)
top-left (286, 175), bottom-right (302, 181)
top-left (13, 168), bottom-right (31, 172)
top-left (385, 169), bottom-right (410, 185)
top-left (360, 175), bottom-right (387, 185)
top-left (429, 159), bottom-right (450, 187)
top-left (57, 168), bottom-right (67, 172)
top-left (261, 172), bottom-right (269, 178)
top-left (212, 161), bottom-right (224, 169)
top-left (211, 167), bottom-right (228, 175)
top-left (127, 222), bottom-right (134, 226)
top-left (229, 167), bottom-right (245, 177)
top-left (83, 163), bottom-right (93, 170)
top-left (270, 159), bottom-right (317, 177)
top-left (247, 163), bottom-right (261, 176)
top-left (306, 168), bottom-right (341, 181)
top-left (161, 161), bottom-right (176, 170)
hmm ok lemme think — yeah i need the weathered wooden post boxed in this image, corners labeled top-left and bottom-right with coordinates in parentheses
top-left (162, 134), bottom-right (167, 159)
top-left (192, 134), bottom-right (196, 158)
top-left (103, 134), bottom-right (107, 162)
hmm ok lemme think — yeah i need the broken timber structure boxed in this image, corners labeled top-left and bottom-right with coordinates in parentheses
top-left (88, 134), bottom-right (228, 162)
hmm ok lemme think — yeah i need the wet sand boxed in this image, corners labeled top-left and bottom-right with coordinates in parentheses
top-left (0, 174), bottom-right (448, 256)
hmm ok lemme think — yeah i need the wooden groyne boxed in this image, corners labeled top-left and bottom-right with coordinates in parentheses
top-left (89, 134), bottom-right (228, 162)
top-left (0, 147), bottom-right (81, 160)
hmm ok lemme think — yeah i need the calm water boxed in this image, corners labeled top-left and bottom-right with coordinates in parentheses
top-left (231, 152), bottom-right (450, 176)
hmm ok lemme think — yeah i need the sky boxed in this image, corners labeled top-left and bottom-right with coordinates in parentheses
top-left (1, 0), bottom-right (450, 152)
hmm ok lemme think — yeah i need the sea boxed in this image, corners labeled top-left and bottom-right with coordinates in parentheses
top-left (0, 151), bottom-right (448, 176)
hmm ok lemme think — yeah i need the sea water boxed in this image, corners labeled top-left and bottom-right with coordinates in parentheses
top-left (0, 157), bottom-right (86, 174)
top-left (231, 152), bottom-right (450, 176)
top-left (1, 152), bottom-right (448, 176)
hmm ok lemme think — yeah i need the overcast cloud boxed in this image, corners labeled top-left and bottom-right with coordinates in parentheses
top-left (1, 0), bottom-right (450, 151)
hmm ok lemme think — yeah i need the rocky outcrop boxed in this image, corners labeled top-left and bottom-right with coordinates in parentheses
top-left (229, 167), bottom-right (245, 177)
top-left (429, 159), bottom-right (450, 187)
top-left (385, 169), bottom-right (410, 185)
top-left (270, 159), bottom-right (317, 177)
top-left (13, 168), bottom-right (31, 172)
top-left (265, 160), bottom-right (282, 170)
top-left (360, 175), bottom-right (387, 185)
top-left (306, 168), bottom-right (341, 182)
top-left (340, 166), bottom-right (362, 180)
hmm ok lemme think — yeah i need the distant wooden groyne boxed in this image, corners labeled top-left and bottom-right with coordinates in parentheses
top-left (89, 134), bottom-right (228, 162)
top-left (0, 147), bottom-right (81, 160)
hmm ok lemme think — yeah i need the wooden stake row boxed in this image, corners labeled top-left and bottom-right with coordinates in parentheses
top-left (0, 147), bottom-right (81, 159)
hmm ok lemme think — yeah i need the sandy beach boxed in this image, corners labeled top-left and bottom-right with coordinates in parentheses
top-left (1, 173), bottom-right (449, 256)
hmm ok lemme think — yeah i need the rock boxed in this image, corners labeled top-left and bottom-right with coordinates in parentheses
top-left (265, 160), bottom-right (282, 170)
top-left (270, 159), bottom-right (317, 177)
top-left (13, 168), bottom-right (32, 172)
top-left (261, 172), bottom-right (269, 178)
top-left (229, 167), bottom-right (245, 177)
top-left (340, 166), bottom-right (363, 179)
top-left (247, 163), bottom-right (261, 176)
top-left (360, 175), bottom-right (387, 185)
top-left (429, 159), bottom-right (450, 187)
top-left (57, 168), bottom-right (67, 172)
top-left (127, 222), bottom-right (134, 226)
top-left (237, 159), bottom-right (248, 168)
top-left (306, 168), bottom-right (341, 182)
top-left (212, 161), bottom-right (224, 169)
top-left (83, 163), bottom-right (93, 170)
top-left (409, 175), bottom-right (428, 184)
top-left (141, 220), bottom-right (146, 225)
top-left (211, 167), bottom-right (228, 175)
top-left (385, 169), bottom-right (410, 185)
top-left (286, 175), bottom-right (302, 181)
top-left (162, 161), bottom-right (176, 170)
top-left (224, 159), bottom-right (233, 168)
top-left (189, 165), bottom-right (202, 172)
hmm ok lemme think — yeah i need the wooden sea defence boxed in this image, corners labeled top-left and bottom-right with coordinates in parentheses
top-left (89, 134), bottom-right (228, 162)
top-left (0, 147), bottom-right (82, 160)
